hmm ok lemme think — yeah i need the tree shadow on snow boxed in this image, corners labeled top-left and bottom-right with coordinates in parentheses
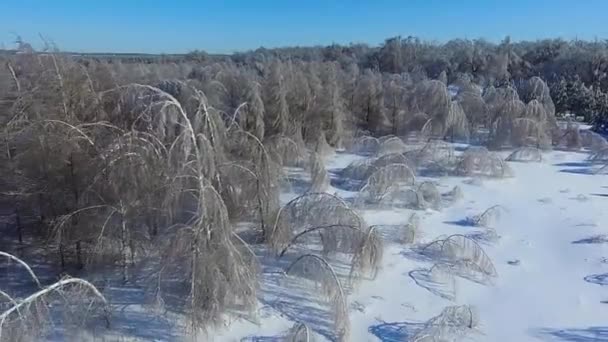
top-left (572, 235), bottom-right (608, 244)
top-left (408, 268), bottom-right (455, 301)
top-left (240, 335), bottom-right (284, 342)
top-left (554, 161), bottom-right (593, 168)
top-left (443, 219), bottom-right (476, 227)
top-left (584, 273), bottom-right (608, 286)
top-left (368, 321), bottom-right (425, 342)
top-left (535, 327), bottom-right (608, 341)
top-left (559, 168), bottom-right (596, 175)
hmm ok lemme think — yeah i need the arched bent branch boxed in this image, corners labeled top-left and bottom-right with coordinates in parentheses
top-left (0, 252), bottom-right (41, 288)
top-left (278, 224), bottom-right (362, 257)
top-left (0, 277), bottom-right (109, 336)
top-left (285, 254), bottom-right (347, 320)
top-left (270, 192), bottom-right (361, 240)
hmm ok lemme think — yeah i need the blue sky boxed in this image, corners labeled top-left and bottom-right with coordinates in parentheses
top-left (1, 0), bottom-right (607, 54)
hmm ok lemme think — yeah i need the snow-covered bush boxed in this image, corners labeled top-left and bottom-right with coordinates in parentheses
top-left (411, 305), bottom-right (479, 342)
top-left (309, 151), bottom-right (330, 192)
top-left (589, 147), bottom-right (608, 163)
top-left (1, 252), bottom-right (109, 341)
top-left (422, 234), bottom-right (497, 283)
top-left (456, 146), bottom-right (513, 178)
top-left (443, 185), bottom-right (464, 205)
top-left (284, 254), bottom-right (349, 340)
top-left (581, 130), bottom-right (608, 152)
top-left (407, 139), bottom-right (456, 171)
top-left (340, 153), bottom-right (411, 181)
top-left (377, 136), bottom-right (408, 156)
top-left (348, 135), bottom-right (379, 155)
top-left (402, 213), bottom-right (421, 244)
top-left (506, 147), bottom-right (543, 162)
top-left (417, 181), bottom-right (442, 210)
top-left (357, 163), bottom-right (416, 204)
top-left (271, 193), bottom-right (365, 252)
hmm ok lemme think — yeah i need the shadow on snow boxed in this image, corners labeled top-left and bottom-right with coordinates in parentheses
top-left (535, 327), bottom-right (608, 341)
top-left (368, 321), bottom-right (425, 342)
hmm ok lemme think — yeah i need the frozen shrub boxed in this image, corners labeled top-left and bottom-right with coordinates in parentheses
top-left (558, 122), bottom-right (583, 150)
top-left (341, 153), bottom-right (413, 182)
top-left (373, 153), bottom-right (410, 168)
top-left (340, 159), bottom-right (374, 180)
top-left (417, 181), bottom-right (441, 210)
top-left (311, 130), bottom-right (334, 157)
top-left (409, 263), bottom-right (457, 301)
top-left (411, 305), bottom-right (479, 342)
top-left (402, 213), bottom-right (421, 244)
top-left (511, 117), bottom-right (551, 149)
top-left (349, 225), bottom-right (384, 282)
top-left (407, 139), bottom-right (456, 171)
top-left (265, 134), bottom-right (308, 167)
top-left (308, 152), bottom-right (330, 193)
top-left (581, 130), bottom-right (608, 152)
top-left (271, 193), bottom-right (364, 251)
top-left (286, 322), bottom-right (314, 342)
top-left (412, 80), bottom-right (451, 137)
top-left (358, 163), bottom-right (416, 203)
top-left (403, 112), bottom-right (430, 133)
top-left (506, 147), bottom-right (543, 162)
top-left (488, 99), bottom-right (525, 148)
top-left (284, 254), bottom-right (349, 341)
top-left (457, 90), bottom-right (487, 130)
top-left (348, 136), bottom-right (379, 155)
top-left (456, 146), bottom-right (513, 178)
top-left (0, 252), bottom-right (109, 341)
top-left (467, 205), bottom-right (504, 227)
top-left (377, 136), bottom-right (408, 156)
top-left (589, 147), bottom-right (608, 163)
top-left (378, 135), bottom-right (398, 144)
top-left (443, 185), bottom-right (464, 205)
top-left (441, 101), bottom-right (470, 141)
top-left (379, 188), bottom-right (423, 208)
top-left (422, 234), bottom-right (497, 283)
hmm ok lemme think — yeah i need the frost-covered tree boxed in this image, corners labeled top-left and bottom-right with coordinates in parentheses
top-left (354, 69), bottom-right (389, 135)
top-left (264, 60), bottom-right (291, 136)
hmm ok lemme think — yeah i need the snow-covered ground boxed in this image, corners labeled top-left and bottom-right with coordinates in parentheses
top-left (3, 144), bottom-right (608, 342)
top-left (217, 148), bottom-right (608, 342)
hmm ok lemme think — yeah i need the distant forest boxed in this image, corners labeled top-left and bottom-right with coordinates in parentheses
top-left (10, 36), bottom-right (605, 129)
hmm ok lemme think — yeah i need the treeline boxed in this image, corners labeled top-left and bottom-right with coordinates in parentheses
top-left (215, 36), bottom-right (608, 129)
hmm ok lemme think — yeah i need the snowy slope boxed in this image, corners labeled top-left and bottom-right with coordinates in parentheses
top-left (218, 149), bottom-right (608, 342)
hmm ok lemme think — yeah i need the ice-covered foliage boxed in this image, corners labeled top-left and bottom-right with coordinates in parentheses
top-left (581, 130), bottom-right (608, 152)
top-left (308, 152), bottom-right (330, 193)
top-left (402, 213), bottom-right (421, 244)
top-left (340, 153), bottom-right (411, 181)
top-left (456, 146), bottom-right (513, 178)
top-left (406, 139), bottom-right (456, 172)
top-left (0, 252), bottom-right (109, 341)
top-left (284, 255), bottom-right (349, 341)
top-left (422, 234), bottom-right (498, 283)
top-left (271, 193), bottom-right (365, 251)
top-left (555, 122), bottom-right (582, 150)
top-left (348, 136), bottom-right (379, 155)
top-left (467, 205), bottom-right (505, 227)
top-left (377, 136), bottom-right (408, 156)
top-left (506, 147), bottom-right (543, 162)
top-left (357, 163), bottom-right (416, 204)
top-left (411, 305), bottom-right (479, 342)
top-left (589, 147), bottom-right (608, 163)
top-left (417, 181), bottom-right (442, 210)
top-left (443, 185), bottom-right (464, 205)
